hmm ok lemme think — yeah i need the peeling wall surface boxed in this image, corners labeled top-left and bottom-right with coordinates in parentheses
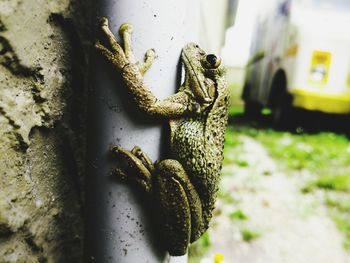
top-left (0, 0), bottom-right (91, 262)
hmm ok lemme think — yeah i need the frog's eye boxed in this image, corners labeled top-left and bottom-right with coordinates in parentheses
top-left (202, 54), bottom-right (221, 69)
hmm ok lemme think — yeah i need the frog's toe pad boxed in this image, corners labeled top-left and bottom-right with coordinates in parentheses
top-left (119, 23), bottom-right (133, 34)
top-left (99, 16), bottom-right (108, 27)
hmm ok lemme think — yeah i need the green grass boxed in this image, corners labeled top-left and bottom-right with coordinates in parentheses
top-left (326, 197), bottom-right (350, 213)
top-left (303, 174), bottom-right (350, 193)
top-left (241, 229), bottom-right (260, 242)
top-left (333, 214), bottom-right (350, 248)
top-left (188, 232), bottom-right (211, 263)
top-left (224, 110), bottom-right (350, 248)
top-left (228, 105), bottom-right (244, 116)
top-left (229, 209), bottom-right (248, 221)
top-left (228, 82), bottom-right (244, 108)
top-left (223, 127), bottom-right (242, 166)
top-left (225, 120), bottom-right (350, 177)
top-left (236, 159), bottom-right (249, 167)
top-left (261, 108), bottom-right (272, 115)
top-left (217, 190), bottom-right (239, 204)
top-left (259, 132), bottom-right (350, 173)
top-left (326, 197), bottom-right (350, 248)
top-left (224, 128), bottom-right (242, 148)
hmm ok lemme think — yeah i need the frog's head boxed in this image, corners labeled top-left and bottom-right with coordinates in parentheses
top-left (181, 43), bottom-right (224, 109)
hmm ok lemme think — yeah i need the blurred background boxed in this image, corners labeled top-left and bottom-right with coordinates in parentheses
top-left (191, 0), bottom-right (350, 262)
top-left (0, 0), bottom-right (349, 261)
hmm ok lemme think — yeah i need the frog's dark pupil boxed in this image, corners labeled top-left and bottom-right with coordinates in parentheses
top-left (206, 54), bottom-right (217, 65)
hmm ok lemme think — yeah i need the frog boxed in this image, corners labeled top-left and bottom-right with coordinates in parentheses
top-left (95, 17), bottom-right (229, 256)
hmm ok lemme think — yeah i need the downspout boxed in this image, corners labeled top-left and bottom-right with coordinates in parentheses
top-left (85, 0), bottom-right (200, 262)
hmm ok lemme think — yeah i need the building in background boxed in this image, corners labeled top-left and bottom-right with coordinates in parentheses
top-left (221, 0), bottom-right (260, 68)
top-left (199, 0), bottom-right (238, 54)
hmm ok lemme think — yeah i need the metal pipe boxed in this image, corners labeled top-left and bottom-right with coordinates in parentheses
top-left (85, 0), bottom-right (200, 262)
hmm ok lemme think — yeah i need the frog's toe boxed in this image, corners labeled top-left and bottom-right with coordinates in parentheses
top-left (138, 49), bottom-right (156, 75)
top-left (131, 146), bottom-right (154, 171)
top-left (119, 23), bottom-right (133, 35)
top-left (98, 16), bottom-right (108, 27)
top-left (111, 167), bottom-right (152, 193)
top-left (118, 23), bottom-right (135, 63)
top-left (145, 48), bottom-right (156, 58)
top-left (111, 146), bottom-right (153, 181)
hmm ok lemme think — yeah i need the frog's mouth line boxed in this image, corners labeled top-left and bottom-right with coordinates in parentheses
top-left (182, 52), bottom-right (211, 103)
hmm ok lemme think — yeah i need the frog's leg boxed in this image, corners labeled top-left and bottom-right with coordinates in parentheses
top-left (111, 147), bottom-right (203, 255)
top-left (155, 159), bottom-right (203, 256)
top-left (111, 146), bottom-right (153, 194)
top-left (95, 18), bottom-right (197, 118)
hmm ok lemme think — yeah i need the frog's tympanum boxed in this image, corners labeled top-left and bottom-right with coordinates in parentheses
top-left (95, 17), bottom-right (229, 256)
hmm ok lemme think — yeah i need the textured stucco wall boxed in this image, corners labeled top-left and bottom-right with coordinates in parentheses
top-left (0, 1), bottom-right (91, 262)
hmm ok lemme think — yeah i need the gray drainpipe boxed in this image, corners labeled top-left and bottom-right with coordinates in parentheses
top-left (85, 0), bottom-right (200, 262)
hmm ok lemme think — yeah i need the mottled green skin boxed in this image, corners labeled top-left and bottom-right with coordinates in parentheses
top-left (170, 76), bottom-right (229, 235)
top-left (95, 18), bottom-right (229, 256)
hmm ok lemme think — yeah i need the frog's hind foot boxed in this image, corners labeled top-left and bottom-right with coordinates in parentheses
top-left (111, 146), bottom-right (153, 193)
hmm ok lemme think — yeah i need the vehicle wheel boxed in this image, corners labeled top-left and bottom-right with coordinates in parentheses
top-left (242, 83), bottom-right (262, 119)
top-left (244, 100), bottom-right (262, 119)
top-left (272, 93), bottom-right (294, 129)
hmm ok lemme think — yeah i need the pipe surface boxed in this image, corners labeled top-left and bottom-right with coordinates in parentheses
top-left (85, 0), bottom-right (200, 262)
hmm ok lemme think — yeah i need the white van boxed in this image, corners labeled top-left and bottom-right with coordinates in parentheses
top-left (243, 0), bottom-right (350, 124)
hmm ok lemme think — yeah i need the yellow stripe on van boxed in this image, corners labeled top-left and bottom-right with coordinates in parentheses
top-left (291, 88), bottom-right (350, 114)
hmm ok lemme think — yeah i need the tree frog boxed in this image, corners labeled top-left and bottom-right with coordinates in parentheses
top-left (95, 17), bottom-right (229, 256)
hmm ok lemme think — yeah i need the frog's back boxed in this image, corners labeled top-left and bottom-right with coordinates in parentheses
top-left (169, 74), bottom-right (229, 235)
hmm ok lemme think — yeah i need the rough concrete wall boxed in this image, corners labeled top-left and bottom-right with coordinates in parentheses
top-left (0, 1), bottom-right (91, 262)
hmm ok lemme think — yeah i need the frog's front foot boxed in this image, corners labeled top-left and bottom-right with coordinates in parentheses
top-left (95, 17), bottom-right (156, 75)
